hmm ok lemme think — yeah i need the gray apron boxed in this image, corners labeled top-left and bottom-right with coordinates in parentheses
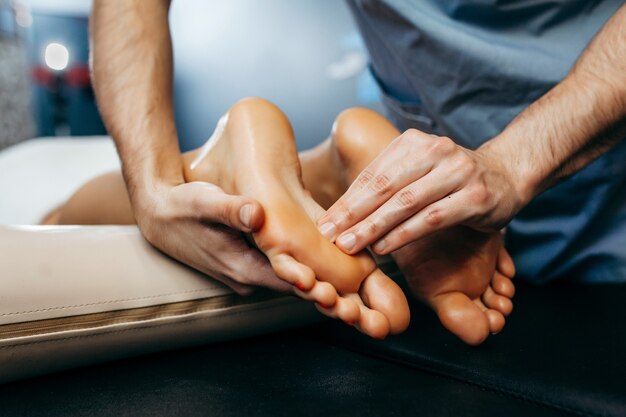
top-left (347, 0), bottom-right (626, 283)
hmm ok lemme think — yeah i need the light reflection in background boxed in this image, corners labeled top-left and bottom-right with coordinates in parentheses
top-left (43, 42), bottom-right (68, 70)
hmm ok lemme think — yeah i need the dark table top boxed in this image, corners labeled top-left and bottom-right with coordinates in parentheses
top-left (2, 278), bottom-right (625, 417)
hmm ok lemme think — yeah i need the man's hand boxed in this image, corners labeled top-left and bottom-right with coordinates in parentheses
top-left (136, 180), bottom-right (291, 294)
top-left (319, 4), bottom-right (626, 256)
top-left (317, 129), bottom-right (525, 255)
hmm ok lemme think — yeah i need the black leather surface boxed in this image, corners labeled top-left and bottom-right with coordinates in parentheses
top-left (1, 276), bottom-right (623, 417)
top-left (1, 327), bottom-right (567, 417)
top-left (322, 272), bottom-right (626, 417)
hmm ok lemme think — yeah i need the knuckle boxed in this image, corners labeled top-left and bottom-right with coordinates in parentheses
top-left (395, 187), bottom-right (418, 208)
top-left (454, 155), bottom-right (476, 175)
top-left (335, 200), bottom-right (357, 224)
top-left (362, 217), bottom-right (382, 236)
top-left (469, 185), bottom-right (490, 208)
top-left (218, 201), bottom-right (236, 225)
top-left (424, 207), bottom-right (444, 227)
top-left (392, 222), bottom-right (411, 243)
top-left (357, 169), bottom-right (375, 188)
top-left (189, 193), bottom-right (206, 215)
top-left (344, 206), bottom-right (358, 223)
top-left (369, 174), bottom-right (392, 196)
top-left (403, 128), bottom-right (421, 141)
top-left (431, 136), bottom-right (456, 155)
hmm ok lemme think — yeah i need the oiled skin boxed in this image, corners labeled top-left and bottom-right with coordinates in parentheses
top-left (181, 102), bottom-right (376, 295)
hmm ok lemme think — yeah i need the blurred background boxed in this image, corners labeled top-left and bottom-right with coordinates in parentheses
top-left (0, 0), bottom-right (382, 153)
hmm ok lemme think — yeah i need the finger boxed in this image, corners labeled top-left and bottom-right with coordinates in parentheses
top-left (318, 135), bottom-right (434, 241)
top-left (195, 225), bottom-right (291, 293)
top-left (202, 270), bottom-right (257, 296)
top-left (371, 190), bottom-right (472, 254)
top-left (334, 170), bottom-right (458, 254)
top-left (176, 182), bottom-right (265, 232)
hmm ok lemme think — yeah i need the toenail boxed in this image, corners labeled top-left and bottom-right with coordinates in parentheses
top-left (319, 222), bottom-right (336, 239)
top-left (343, 321), bottom-right (354, 326)
top-left (239, 204), bottom-right (253, 228)
top-left (337, 233), bottom-right (356, 251)
top-left (295, 282), bottom-right (306, 291)
top-left (317, 303), bottom-right (329, 309)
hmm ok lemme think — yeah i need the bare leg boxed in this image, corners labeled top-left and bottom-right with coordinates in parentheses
top-left (300, 108), bottom-right (516, 345)
top-left (42, 172), bottom-right (135, 225)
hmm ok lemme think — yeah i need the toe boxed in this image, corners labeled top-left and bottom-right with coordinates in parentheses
top-left (497, 245), bottom-right (516, 278)
top-left (294, 281), bottom-right (337, 308)
top-left (345, 294), bottom-right (390, 339)
top-left (485, 309), bottom-right (506, 334)
top-left (492, 272), bottom-right (515, 298)
top-left (316, 295), bottom-right (360, 324)
top-left (269, 253), bottom-right (316, 291)
top-left (355, 307), bottom-right (390, 340)
top-left (359, 269), bottom-right (410, 334)
top-left (482, 286), bottom-right (513, 316)
top-left (433, 292), bottom-right (490, 346)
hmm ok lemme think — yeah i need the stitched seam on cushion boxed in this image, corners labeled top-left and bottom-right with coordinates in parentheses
top-left (0, 297), bottom-right (308, 350)
top-left (0, 288), bottom-right (226, 317)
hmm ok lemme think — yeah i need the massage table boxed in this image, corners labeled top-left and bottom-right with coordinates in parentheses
top-left (0, 138), bottom-right (624, 416)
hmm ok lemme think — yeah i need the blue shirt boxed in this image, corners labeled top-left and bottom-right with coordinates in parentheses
top-left (347, 0), bottom-right (626, 283)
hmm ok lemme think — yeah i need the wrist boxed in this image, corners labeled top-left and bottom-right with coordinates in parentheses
top-left (477, 136), bottom-right (538, 209)
top-left (118, 138), bottom-right (185, 207)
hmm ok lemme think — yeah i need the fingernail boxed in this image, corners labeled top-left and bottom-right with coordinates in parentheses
top-left (318, 303), bottom-right (329, 309)
top-left (337, 233), bottom-right (356, 251)
top-left (239, 204), bottom-right (253, 228)
top-left (373, 240), bottom-right (386, 253)
top-left (295, 282), bottom-right (306, 291)
top-left (318, 222), bottom-right (336, 239)
top-left (343, 320), bottom-right (353, 326)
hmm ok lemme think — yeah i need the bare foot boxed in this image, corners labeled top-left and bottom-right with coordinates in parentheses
top-left (183, 98), bottom-right (410, 338)
top-left (302, 107), bottom-right (516, 345)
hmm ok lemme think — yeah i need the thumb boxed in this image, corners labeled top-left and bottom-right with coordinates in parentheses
top-left (176, 182), bottom-right (265, 232)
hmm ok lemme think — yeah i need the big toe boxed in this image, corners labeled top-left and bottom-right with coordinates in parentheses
top-left (359, 269), bottom-right (411, 334)
top-left (432, 292), bottom-right (490, 346)
top-left (346, 294), bottom-right (391, 339)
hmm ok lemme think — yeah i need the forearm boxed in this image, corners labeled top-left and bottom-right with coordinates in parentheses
top-left (90, 0), bottom-right (182, 205)
top-left (481, 5), bottom-right (626, 203)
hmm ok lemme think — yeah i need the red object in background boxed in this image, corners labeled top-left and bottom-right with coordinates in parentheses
top-left (66, 65), bottom-right (90, 88)
top-left (32, 65), bottom-right (54, 87)
top-left (32, 64), bottom-right (91, 89)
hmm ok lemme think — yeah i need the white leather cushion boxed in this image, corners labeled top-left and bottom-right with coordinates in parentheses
top-left (0, 137), bottom-right (120, 225)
